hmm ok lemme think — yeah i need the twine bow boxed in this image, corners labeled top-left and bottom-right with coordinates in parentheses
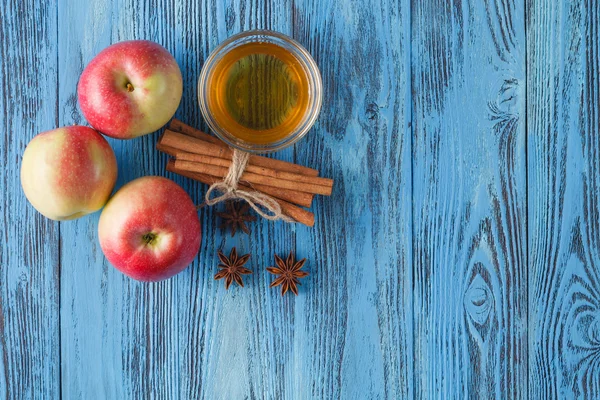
top-left (204, 149), bottom-right (294, 222)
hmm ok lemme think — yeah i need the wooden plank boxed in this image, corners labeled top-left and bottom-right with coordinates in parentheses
top-left (57, 0), bottom-right (184, 398)
top-left (292, 0), bottom-right (413, 398)
top-left (174, 1), bottom-right (300, 398)
top-left (528, 0), bottom-right (600, 398)
top-left (0, 0), bottom-right (60, 398)
top-left (411, 0), bottom-right (527, 398)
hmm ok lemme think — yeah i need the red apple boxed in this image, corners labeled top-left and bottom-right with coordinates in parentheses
top-left (20, 126), bottom-right (118, 221)
top-left (77, 40), bottom-right (183, 139)
top-left (98, 176), bottom-right (201, 281)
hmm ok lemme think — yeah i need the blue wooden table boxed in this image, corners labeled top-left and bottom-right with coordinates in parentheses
top-left (1, 0), bottom-right (599, 398)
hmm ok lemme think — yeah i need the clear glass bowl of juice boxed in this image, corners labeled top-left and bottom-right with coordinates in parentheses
top-left (198, 30), bottom-right (323, 153)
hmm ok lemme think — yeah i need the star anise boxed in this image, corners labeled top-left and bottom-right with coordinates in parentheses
top-left (214, 247), bottom-right (252, 289)
top-left (216, 201), bottom-right (256, 237)
top-left (266, 252), bottom-right (309, 296)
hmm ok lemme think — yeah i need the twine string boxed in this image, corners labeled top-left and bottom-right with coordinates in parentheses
top-left (204, 149), bottom-right (294, 222)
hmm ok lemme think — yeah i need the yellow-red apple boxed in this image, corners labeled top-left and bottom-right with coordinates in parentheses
top-left (98, 176), bottom-right (201, 281)
top-left (20, 126), bottom-right (118, 221)
top-left (77, 40), bottom-right (183, 139)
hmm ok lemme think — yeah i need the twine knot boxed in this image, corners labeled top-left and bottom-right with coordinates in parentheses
top-left (204, 149), bottom-right (294, 222)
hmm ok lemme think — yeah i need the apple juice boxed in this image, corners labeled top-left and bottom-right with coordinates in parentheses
top-left (204, 41), bottom-right (311, 144)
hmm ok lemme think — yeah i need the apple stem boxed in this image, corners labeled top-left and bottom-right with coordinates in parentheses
top-left (126, 83), bottom-right (134, 92)
top-left (142, 232), bottom-right (157, 245)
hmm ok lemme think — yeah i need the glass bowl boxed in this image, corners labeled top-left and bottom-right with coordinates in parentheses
top-left (198, 30), bottom-right (323, 153)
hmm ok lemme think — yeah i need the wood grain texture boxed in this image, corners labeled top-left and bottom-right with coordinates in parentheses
top-left (292, 0), bottom-right (413, 398)
top-left (411, 0), bottom-right (527, 398)
top-left (0, 0), bottom-right (60, 398)
top-left (528, 0), bottom-right (600, 398)
top-left (4, 0), bottom-right (600, 398)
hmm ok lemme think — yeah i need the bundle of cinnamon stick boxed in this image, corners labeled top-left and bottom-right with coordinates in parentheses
top-left (156, 119), bottom-right (334, 227)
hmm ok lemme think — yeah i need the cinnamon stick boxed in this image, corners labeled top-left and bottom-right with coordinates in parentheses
top-left (156, 142), bottom-right (179, 156)
top-left (161, 129), bottom-right (320, 177)
top-left (167, 161), bottom-right (315, 227)
top-left (175, 152), bottom-right (333, 188)
top-left (156, 145), bottom-right (314, 207)
top-left (174, 159), bottom-right (333, 196)
top-left (169, 119), bottom-right (223, 145)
